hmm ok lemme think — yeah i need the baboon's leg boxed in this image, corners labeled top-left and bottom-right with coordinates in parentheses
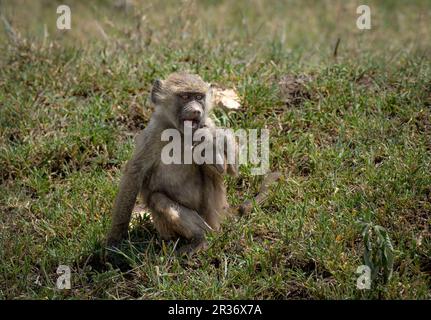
top-left (148, 192), bottom-right (212, 253)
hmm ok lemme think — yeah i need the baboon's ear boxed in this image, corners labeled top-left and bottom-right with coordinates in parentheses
top-left (151, 79), bottom-right (163, 104)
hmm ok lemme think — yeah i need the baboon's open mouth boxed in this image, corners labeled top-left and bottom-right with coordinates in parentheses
top-left (183, 119), bottom-right (200, 129)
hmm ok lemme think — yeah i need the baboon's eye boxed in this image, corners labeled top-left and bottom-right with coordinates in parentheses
top-left (180, 94), bottom-right (190, 100)
top-left (195, 94), bottom-right (204, 100)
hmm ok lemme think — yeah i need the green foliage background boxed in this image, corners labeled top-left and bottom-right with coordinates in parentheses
top-left (0, 0), bottom-right (430, 299)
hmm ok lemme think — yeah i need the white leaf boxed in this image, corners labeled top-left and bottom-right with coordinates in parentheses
top-left (212, 87), bottom-right (241, 110)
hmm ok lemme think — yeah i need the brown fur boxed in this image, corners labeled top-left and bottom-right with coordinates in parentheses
top-left (106, 73), bottom-right (237, 254)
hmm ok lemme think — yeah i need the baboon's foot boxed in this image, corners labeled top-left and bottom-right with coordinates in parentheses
top-left (176, 238), bottom-right (208, 257)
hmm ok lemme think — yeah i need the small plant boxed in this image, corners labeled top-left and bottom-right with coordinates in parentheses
top-left (358, 220), bottom-right (395, 285)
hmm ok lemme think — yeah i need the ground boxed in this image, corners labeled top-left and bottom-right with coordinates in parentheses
top-left (0, 0), bottom-right (430, 299)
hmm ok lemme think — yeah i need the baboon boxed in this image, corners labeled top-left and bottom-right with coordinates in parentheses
top-left (106, 72), bottom-right (238, 254)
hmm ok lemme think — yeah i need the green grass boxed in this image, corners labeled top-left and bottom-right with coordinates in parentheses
top-left (0, 0), bottom-right (430, 299)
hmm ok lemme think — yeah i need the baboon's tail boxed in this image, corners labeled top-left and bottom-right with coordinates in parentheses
top-left (237, 171), bottom-right (282, 216)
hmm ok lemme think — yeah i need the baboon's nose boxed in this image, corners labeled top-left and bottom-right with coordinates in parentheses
top-left (192, 109), bottom-right (202, 118)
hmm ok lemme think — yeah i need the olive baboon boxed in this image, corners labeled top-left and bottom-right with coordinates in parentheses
top-left (106, 72), bottom-right (238, 254)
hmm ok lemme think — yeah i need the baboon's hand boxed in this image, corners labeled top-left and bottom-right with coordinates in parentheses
top-left (213, 149), bottom-right (227, 174)
top-left (194, 126), bottom-right (236, 176)
top-left (216, 129), bottom-right (238, 176)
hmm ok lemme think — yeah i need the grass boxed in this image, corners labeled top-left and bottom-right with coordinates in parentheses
top-left (0, 0), bottom-right (430, 299)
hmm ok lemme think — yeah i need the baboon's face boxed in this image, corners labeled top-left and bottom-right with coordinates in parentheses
top-left (175, 91), bottom-right (206, 131)
top-left (151, 73), bottom-right (211, 133)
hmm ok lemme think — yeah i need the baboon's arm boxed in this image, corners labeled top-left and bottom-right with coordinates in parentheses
top-left (106, 131), bottom-right (156, 247)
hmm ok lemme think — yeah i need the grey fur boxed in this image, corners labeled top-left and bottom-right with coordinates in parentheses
top-left (106, 73), bottom-right (237, 255)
